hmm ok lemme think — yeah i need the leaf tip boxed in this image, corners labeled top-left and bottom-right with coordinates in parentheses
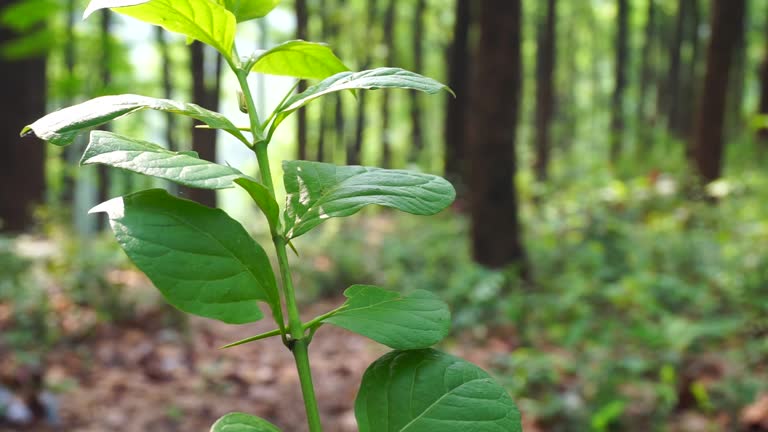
top-left (19, 125), bottom-right (32, 138)
top-left (89, 196), bottom-right (124, 218)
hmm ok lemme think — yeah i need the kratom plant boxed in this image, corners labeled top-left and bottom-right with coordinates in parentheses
top-left (22, 1), bottom-right (522, 431)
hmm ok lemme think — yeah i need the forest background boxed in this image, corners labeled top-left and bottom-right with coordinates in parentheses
top-left (1, 0), bottom-right (768, 431)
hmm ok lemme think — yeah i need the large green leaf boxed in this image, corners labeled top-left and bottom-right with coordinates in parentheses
top-left (210, 412), bottom-right (282, 432)
top-left (221, 0), bottom-right (280, 22)
top-left (83, 0), bottom-right (236, 56)
top-left (356, 349), bottom-right (522, 432)
top-left (22, 94), bottom-right (247, 146)
top-left (282, 160), bottom-right (455, 239)
top-left (271, 68), bottom-right (453, 131)
top-left (82, 131), bottom-right (247, 189)
top-left (91, 189), bottom-right (279, 324)
top-left (323, 285), bottom-right (450, 350)
top-left (234, 177), bottom-right (280, 231)
top-left (250, 40), bottom-right (348, 80)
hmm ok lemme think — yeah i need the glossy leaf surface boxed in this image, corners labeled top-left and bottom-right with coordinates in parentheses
top-left (22, 94), bottom-right (247, 146)
top-left (82, 131), bottom-right (246, 189)
top-left (323, 285), bottom-right (450, 350)
top-left (221, 0), bottom-right (280, 22)
top-left (84, 0), bottom-right (236, 56)
top-left (271, 68), bottom-right (453, 130)
top-left (91, 189), bottom-right (279, 324)
top-left (282, 160), bottom-right (455, 239)
top-left (356, 349), bottom-right (522, 432)
top-left (250, 40), bottom-right (348, 80)
top-left (210, 412), bottom-right (282, 432)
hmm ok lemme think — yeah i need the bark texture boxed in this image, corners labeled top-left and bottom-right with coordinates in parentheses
top-left (467, 0), bottom-right (527, 269)
top-left (692, 0), bottom-right (746, 182)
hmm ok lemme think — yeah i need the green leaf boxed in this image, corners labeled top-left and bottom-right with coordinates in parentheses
top-left (356, 349), bottom-right (522, 432)
top-left (250, 40), bottom-right (349, 80)
top-left (82, 131), bottom-right (247, 189)
top-left (234, 177), bottom-right (280, 231)
top-left (210, 412), bottom-right (282, 432)
top-left (84, 0), bottom-right (236, 57)
top-left (271, 68), bottom-right (453, 131)
top-left (90, 189), bottom-right (279, 324)
top-left (282, 160), bottom-right (456, 239)
top-left (323, 285), bottom-right (450, 350)
top-left (221, 0), bottom-right (281, 22)
top-left (22, 94), bottom-right (247, 146)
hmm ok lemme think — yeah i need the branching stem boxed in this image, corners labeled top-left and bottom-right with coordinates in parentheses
top-left (233, 63), bottom-right (324, 432)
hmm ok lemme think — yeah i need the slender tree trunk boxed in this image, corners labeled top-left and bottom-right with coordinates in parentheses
top-left (408, 0), bottom-right (426, 163)
top-left (533, 0), bottom-right (557, 182)
top-left (725, 0), bottom-right (749, 138)
top-left (314, 0), bottom-right (328, 162)
top-left (679, 0), bottom-right (701, 140)
top-left (296, 0), bottom-right (309, 160)
top-left (157, 27), bottom-right (177, 152)
top-left (0, 13), bottom-right (46, 233)
top-left (758, 11), bottom-right (768, 142)
top-left (97, 11), bottom-right (113, 229)
top-left (667, 0), bottom-right (688, 135)
top-left (610, 0), bottom-right (629, 162)
top-left (187, 42), bottom-right (221, 207)
top-left (444, 0), bottom-right (471, 193)
top-left (60, 0), bottom-right (77, 207)
top-left (350, 0), bottom-right (379, 165)
top-left (467, 0), bottom-right (526, 270)
top-left (637, 0), bottom-right (656, 149)
top-left (692, 0), bottom-right (746, 183)
top-left (380, 0), bottom-right (396, 168)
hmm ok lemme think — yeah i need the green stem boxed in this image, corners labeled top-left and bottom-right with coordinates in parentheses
top-left (234, 64), bottom-right (324, 432)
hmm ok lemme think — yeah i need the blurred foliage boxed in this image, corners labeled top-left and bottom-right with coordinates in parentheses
top-left (288, 155), bottom-right (768, 430)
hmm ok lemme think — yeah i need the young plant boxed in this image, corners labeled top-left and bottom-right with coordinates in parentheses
top-left (23, 1), bottom-right (522, 431)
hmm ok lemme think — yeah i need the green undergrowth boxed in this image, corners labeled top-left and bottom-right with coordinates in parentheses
top-left (292, 168), bottom-right (768, 430)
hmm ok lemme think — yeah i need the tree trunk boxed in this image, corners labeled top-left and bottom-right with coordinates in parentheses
top-left (60, 0), bottom-right (77, 207)
top-left (679, 0), bottom-right (701, 140)
top-left (533, 0), bottom-right (556, 182)
top-left (407, 0), bottom-right (426, 163)
top-left (187, 42), bottom-right (221, 207)
top-left (758, 10), bottom-right (768, 142)
top-left (610, 0), bottom-right (629, 162)
top-left (444, 0), bottom-right (471, 193)
top-left (692, 0), bottom-right (746, 183)
top-left (296, 0), bottom-right (309, 160)
top-left (97, 11), bottom-right (113, 229)
top-left (667, 0), bottom-right (688, 135)
top-left (380, 0), bottom-right (396, 168)
top-left (157, 27), bottom-right (177, 153)
top-left (467, 0), bottom-right (526, 270)
top-left (350, 0), bottom-right (378, 165)
top-left (637, 0), bottom-right (656, 148)
top-left (0, 18), bottom-right (46, 233)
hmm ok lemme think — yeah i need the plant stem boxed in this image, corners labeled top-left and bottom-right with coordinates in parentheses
top-left (235, 66), bottom-right (324, 432)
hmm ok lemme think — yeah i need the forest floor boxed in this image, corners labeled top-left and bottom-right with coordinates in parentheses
top-left (0, 292), bottom-right (529, 432)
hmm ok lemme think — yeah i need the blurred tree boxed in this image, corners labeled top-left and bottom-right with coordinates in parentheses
top-left (0, 0), bottom-right (46, 232)
top-left (692, 0), bottom-right (746, 183)
top-left (186, 41), bottom-right (221, 207)
top-left (443, 0), bottom-right (470, 192)
top-left (380, 0), bottom-right (396, 168)
top-left (295, 0), bottom-right (308, 160)
top-left (407, 0), bottom-right (426, 163)
top-left (637, 0), bottom-right (658, 150)
top-left (467, 0), bottom-right (527, 271)
top-left (96, 10), bottom-right (112, 229)
top-left (60, 0), bottom-right (77, 207)
top-left (610, 0), bottom-right (629, 162)
top-left (758, 11), bottom-right (768, 142)
top-left (350, 0), bottom-right (378, 165)
top-left (533, 0), bottom-right (556, 182)
top-left (667, 0), bottom-right (688, 136)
